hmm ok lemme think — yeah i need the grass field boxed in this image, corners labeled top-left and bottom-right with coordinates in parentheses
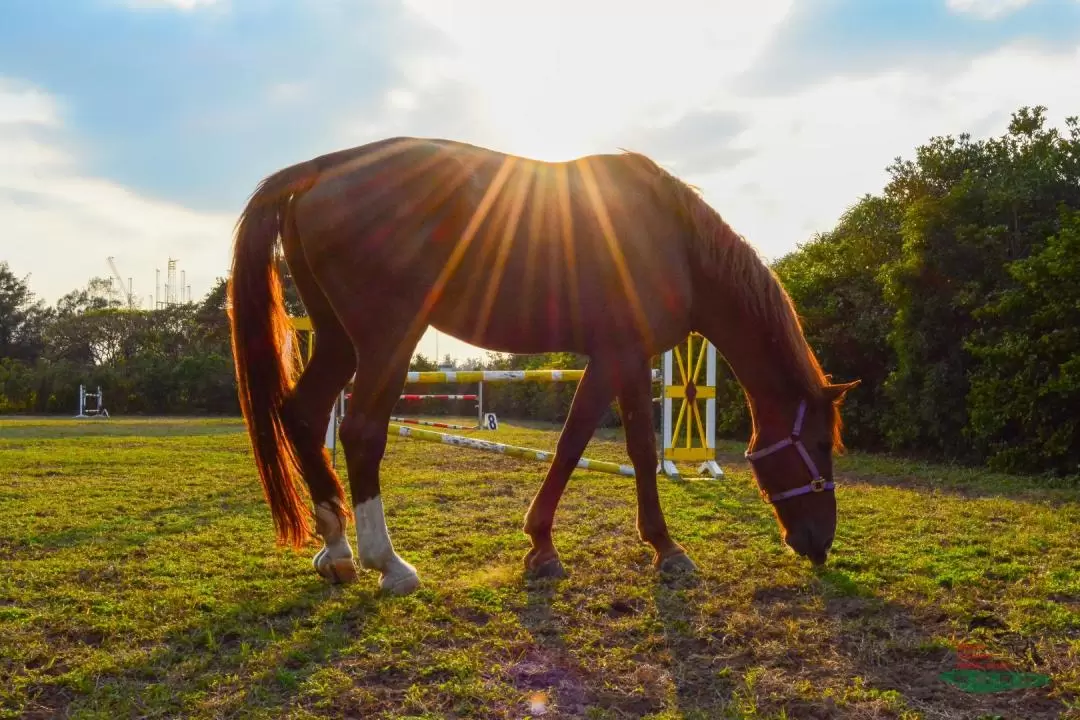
top-left (1, 417), bottom-right (1078, 719)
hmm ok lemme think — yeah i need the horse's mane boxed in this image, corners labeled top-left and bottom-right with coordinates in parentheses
top-left (619, 151), bottom-right (844, 445)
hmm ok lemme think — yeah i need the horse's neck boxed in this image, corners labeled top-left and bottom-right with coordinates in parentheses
top-left (696, 291), bottom-right (801, 428)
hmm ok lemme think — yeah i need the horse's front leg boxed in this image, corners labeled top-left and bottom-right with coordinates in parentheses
top-left (617, 366), bottom-right (697, 575)
top-left (522, 361), bottom-right (615, 578)
top-left (337, 341), bottom-right (424, 595)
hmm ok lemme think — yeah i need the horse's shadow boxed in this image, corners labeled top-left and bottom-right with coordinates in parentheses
top-left (649, 571), bottom-right (740, 714)
top-left (509, 577), bottom-right (595, 717)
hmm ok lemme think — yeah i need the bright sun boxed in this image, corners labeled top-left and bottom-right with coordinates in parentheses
top-left (401, 0), bottom-right (793, 162)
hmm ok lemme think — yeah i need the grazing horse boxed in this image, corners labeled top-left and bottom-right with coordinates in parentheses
top-left (228, 137), bottom-right (858, 595)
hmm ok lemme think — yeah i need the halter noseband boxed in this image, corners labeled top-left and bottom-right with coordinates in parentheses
top-left (744, 399), bottom-right (834, 504)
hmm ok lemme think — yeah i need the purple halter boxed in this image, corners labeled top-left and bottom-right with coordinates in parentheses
top-left (744, 399), bottom-right (834, 504)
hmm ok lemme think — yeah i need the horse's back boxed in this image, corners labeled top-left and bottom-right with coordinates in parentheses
top-left (292, 137), bottom-right (695, 356)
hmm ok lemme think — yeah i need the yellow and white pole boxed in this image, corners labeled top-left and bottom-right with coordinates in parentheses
top-left (389, 423), bottom-right (636, 477)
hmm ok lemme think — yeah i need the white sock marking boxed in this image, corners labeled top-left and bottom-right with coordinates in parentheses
top-left (354, 496), bottom-right (419, 593)
top-left (354, 496), bottom-right (394, 569)
top-left (314, 501), bottom-right (353, 561)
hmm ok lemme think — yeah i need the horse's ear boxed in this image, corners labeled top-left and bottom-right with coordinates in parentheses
top-left (823, 380), bottom-right (860, 402)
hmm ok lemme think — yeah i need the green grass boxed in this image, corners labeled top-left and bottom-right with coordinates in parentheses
top-left (1, 416), bottom-right (1077, 719)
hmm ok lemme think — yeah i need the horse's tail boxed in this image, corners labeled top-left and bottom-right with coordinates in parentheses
top-left (228, 161), bottom-right (319, 549)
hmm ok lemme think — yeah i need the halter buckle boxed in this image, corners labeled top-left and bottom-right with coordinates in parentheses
top-left (810, 478), bottom-right (827, 493)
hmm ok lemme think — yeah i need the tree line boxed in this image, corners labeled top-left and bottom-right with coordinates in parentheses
top-left (717, 106), bottom-right (1080, 477)
top-left (2, 106), bottom-right (1077, 477)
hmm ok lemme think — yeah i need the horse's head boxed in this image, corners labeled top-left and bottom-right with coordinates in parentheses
top-left (745, 381), bottom-right (858, 565)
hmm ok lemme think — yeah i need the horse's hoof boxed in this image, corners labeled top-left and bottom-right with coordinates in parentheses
top-left (657, 551), bottom-right (698, 576)
top-left (313, 548), bottom-right (359, 585)
top-left (380, 570), bottom-right (421, 596)
top-left (527, 557), bottom-right (567, 579)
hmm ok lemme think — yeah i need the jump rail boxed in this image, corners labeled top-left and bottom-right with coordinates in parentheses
top-left (390, 417), bottom-right (479, 431)
top-left (389, 422), bottom-right (636, 477)
top-left (403, 369), bottom-right (662, 384)
top-left (399, 394), bottom-right (477, 402)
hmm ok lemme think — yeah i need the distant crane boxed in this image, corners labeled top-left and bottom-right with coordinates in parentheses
top-left (106, 256), bottom-right (136, 309)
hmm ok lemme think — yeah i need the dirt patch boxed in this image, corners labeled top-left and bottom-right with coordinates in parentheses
top-left (15, 683), bottom-right (73, 720)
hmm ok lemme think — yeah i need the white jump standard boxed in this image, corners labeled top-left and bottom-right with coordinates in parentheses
top-left (75, 385), bottom-right (109, 419)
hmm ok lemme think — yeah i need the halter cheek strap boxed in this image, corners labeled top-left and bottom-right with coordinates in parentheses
top-left (744, 399), bottom-right (834, 504)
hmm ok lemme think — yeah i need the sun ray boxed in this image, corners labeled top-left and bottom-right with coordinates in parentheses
top-left (555, 162), bottom-right (584, 348)
top-left (520, 163), bottom-right (549, 331)
top-left (316, 137), bottom-right (422, 188)
top-left (379, 153), bottom-right (468, 272)
top-left (576, 157), bottom-right (654, 350)
top-left (474, 162), bottom-right (533, 338)
top-left (374, 151), bottom-right (498, 396)
top-left (317, 145), bottom-right (487, 401)
top-left (413, 155), bottom-right (517, 328)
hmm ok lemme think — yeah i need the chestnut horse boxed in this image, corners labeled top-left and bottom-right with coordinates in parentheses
top-left (228, 137), bottom-right (857, 594)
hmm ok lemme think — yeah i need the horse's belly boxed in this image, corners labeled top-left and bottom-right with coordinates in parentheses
top-left (427, 263), bottom-right (645, 355)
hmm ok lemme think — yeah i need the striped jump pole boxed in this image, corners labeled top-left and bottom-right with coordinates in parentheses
top-left (390, 416), bottom-right (479, 431)
top-left (389, 423), bottom-right (636, 477)
top-left (403, 369), bottom-right (662, 384)
top-left (399, 394), bottom-right (477, 401)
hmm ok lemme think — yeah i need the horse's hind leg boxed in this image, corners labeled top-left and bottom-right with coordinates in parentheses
top-left (284, 327), bottom-right (357, 584)
top-left (523, 360), bottom-right (617, 577)
top-left (281, 218), bottom-right (358, 584)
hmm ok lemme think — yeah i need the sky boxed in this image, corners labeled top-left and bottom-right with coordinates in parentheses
top-left (2, 0), bottom-right (1079, 362)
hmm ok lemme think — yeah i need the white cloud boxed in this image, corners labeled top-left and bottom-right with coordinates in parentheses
top-left (0, 81), bottom-right (59, 127)
top-left (385, 88), bottom-right (418, 111)
top-left (379, 2), bottom-right (1080, 271)
top-left (6, 5), bottom-right (1079, 366)
top-left (399, 0), bottom-right (794, 160)
top-left (0, 78), bottom-right (233, 307)
top-left (686, 43), bottom-right (1080, 261)
top-left (945, 0), bottom-right (1035, 19)
top-left (338, 29), bottom-right (1080, 360)
top-left (267, 82), bottom-right (309, 105)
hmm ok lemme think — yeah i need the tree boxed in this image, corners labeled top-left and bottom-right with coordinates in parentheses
top-left (194, 277), bottom-right (232, 352)
top-left (965, 208), bottom-right (1080, 474)
top-left (56, 277), bottom-right (124, 317)
top-left (879, 107), bottom-right (1080, 458)
top-left (275, 256), bottom-right (306, 317)
top-left (773, 195), bottom-right (904, 449)
top-left (0, 262), bottom-right (50, 362)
